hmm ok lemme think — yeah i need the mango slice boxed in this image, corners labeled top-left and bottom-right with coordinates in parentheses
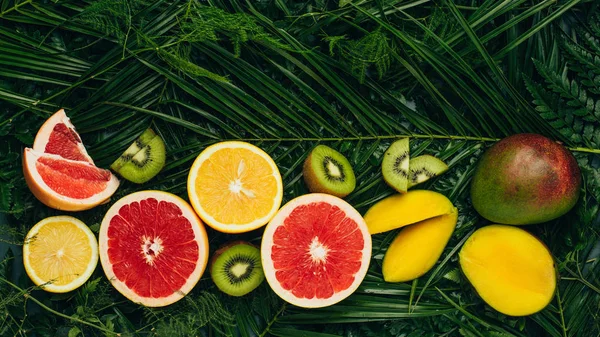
top-left (364, 190), bottom-right (455, 234)
top-left (459, 225), bottom-right (556, 316)
top-left (382, 210), bottom-right (458, 282)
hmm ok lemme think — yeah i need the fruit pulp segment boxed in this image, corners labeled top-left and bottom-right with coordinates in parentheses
top-left (27, 220), bottom-right (93, 286)
top-left (460, 226), bottom-right (555, 315)
top-left (45, 123), bottom-right (90, 162)
top-left (36, 157), bottom-right (111, 199)
top-left (106, 198), bottom-right (199, 299)
top-left (271, 202), bottom-right (364, 299)
top-left (195, 148), bottom-right (279, 224)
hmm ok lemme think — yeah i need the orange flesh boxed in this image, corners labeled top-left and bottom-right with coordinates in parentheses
top-left (194, 148), bottom-right (279, 224)
top-left (459, 225), bottom-right (556, 316)
top-left (27, 220), bottom-right (93, 286)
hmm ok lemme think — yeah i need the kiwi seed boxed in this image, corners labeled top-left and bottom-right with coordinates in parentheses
top-left (110, 128), bottom-right (166, 184)
top-left (302, 145), bottom-right (356, 198)
top-left (210, 241), bottom-right (264, 297)
top-left (382, 138), bottom-right (410, 193)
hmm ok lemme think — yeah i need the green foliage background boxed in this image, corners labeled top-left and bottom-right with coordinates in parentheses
top-left (0, 0), bottom-right (599, 336)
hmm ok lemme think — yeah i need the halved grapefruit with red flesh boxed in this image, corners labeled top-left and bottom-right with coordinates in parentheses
top-left (33, 109), bottom-right (94, 164)
top-left (99, 191), bottom-right (209, 307)
top-left (23, 149), bottom-right (119, 211)
top-left (261, 193), bottom-right (372, 308)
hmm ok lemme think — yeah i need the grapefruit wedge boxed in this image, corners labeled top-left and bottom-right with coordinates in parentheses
top-left (33, 108), bottom-right (94, 164)
top-left (23, 109), bottom-right (119, 211)
top-left (261, 193), bottom-right (372, 308)
top-left (23, 149), bottom-right (119, 211)
top-left (99, 191), bottom-right (209, 307)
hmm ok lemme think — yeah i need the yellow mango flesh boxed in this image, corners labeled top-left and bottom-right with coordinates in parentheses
top-left (364, 190), bottom-right (455, 234)
top-left (383, 210), bottom-right (458, 282)
top-left (459, 225), bottom-right (556, 316)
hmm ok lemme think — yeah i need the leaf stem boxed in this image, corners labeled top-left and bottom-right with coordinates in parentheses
top-left (0, 277), bottom-right (118, 335)
top-left (258, 303), bottom-right (286, 337)
top-left (0, 0), bottom-right (33, 17)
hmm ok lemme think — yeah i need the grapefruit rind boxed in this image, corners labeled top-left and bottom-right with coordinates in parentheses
top-left (23, 148), bottom-right (120, 211)
top-left (261, 193), bottom-right (372, 308)
top-left (187, 141), bottom-right (283, 233)
top-left (32, 109), bottom-right (94, 164)
top-left (98, 190), bottom-right (209, 307)
top-left (23, 216), bottom-right (99, 293)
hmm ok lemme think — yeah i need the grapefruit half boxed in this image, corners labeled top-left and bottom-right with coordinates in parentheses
top-left (23, 149), bottom-right (119, 211)
top-left (99, 191), bottom-right (209, 307)
top-left (261, 193), bottom-right (371, 308)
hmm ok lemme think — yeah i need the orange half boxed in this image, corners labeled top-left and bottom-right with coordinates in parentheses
top-left (187, 141), bottom-right (283, 233)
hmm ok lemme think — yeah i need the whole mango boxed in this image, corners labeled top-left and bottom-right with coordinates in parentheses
top-left (471, 134), bottom-right (581, 225)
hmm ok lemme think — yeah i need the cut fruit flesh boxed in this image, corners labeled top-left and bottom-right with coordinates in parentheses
top-left (407, 155), bottom-right (449, 188)
top-left (187, 141), bottom-right (283, 233)
top-left (23, 149), bottom-right (119, 211)
top-left (99, 190), bottom-right (209, 307)
top-left (303, 145), bottom-right (356, 198)
top-left (23, 216), bottom-right (98, 293)
top-left (110, 129), bottom-right (166, 184)
top-left (210, 242), bottom-right (264, 297)
top-left (33, 109), bottom-right (94, 164)
top-left (382, 210), bottom-right (458, 282)
top-left (111, 128), bottom-right (157, 172)
top-left (261, 193), bottom-right (372, 308)
top-left (382, 138), bottom-right (410, 193)
top-left (363, 190), bottom-right (455, 234)
top-left (459, 225), bottom-right (556, 316)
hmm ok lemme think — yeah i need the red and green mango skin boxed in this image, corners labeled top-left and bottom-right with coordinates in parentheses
top-left (470, 134), bottom-right (581, 225)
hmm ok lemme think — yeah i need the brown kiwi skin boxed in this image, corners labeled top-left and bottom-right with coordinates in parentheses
top-left (302, 151), bottom-right (351, 198)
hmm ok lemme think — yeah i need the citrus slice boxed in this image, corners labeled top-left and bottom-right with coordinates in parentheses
top-left (23, 216), bottom-right (98, 293)
top-left (23, 148), bottom-right (119, 211)
top-left (99, 191), bottom-right (209, 307)
top-left (261, 193), bottom-right (372, 308)
top-left (187, 141), bottom-right (283, 233)
top-left (33, 109), bottom-right (94, 164)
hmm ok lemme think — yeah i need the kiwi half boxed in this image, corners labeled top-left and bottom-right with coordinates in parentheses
top-left (302, 145), bottom-right (356, 198)
top-left (382, 138), bottom-right (410, 193)
top-left (407, 155), bottom-right (448, 188)
top-left (210, 241), bottom-right (264, 297)
top-left (110, 128), bottom-right (166, 184)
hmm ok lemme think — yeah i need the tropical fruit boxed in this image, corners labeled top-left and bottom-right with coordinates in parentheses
top-left (261, 193), bottom-right (371, 308)
top-left (364, 190), bottom-right (455, 234)
top-left (407, 155), bottom-right (448, 188)
top-left (23, 216), bottom-right (98, 293)
top-left (471, 133), bottom-right (581, 225)
top-left (23, 109), bottom-right (119, 211)
top-left (459, 225), bottom-right (556, 316)
top-left (382, 210), bottom-right (458, 282)
top-left (303, 145), bottom-right (356, 198)
top-left (111, 128), bottom-right (166, 184)
top-left (99, 191), bottom-right (209, 307)
top-left (211, 241), bottom-right (264, 297)
top-left (187, 141), bottom-right (283, 233)
top-left (382, 138), bottom-right (410, 193)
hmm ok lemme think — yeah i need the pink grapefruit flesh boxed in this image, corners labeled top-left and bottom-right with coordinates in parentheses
top-left (99, 191), bottom-right (209, 307)
top-left (33, 109), bottom-right (93, 164)
top-left (261, 193), bottom-right (371, 308)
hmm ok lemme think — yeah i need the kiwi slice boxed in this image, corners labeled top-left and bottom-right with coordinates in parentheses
top-left (210, 241), bottom-right (264, 297)
top-left (110, 128), bottom-right (166, 184)
top-left (302, 145), bottom-right (356, 198)
top-left (381, 138), bottom-right (410, 193)
top-left (407, 155), bottom-right (449, 188)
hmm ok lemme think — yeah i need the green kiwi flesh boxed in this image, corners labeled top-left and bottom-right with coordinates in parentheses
top-left (110, 128), bottom-right (166, 184)
top-left (381, 138), bottom-right (410, 193)
top-left (210, 242), bottom-right (264, 297)
top-left (302, 145), bottom-right (356, 197)
top-left (407, 155), bottom-right (448, 188)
